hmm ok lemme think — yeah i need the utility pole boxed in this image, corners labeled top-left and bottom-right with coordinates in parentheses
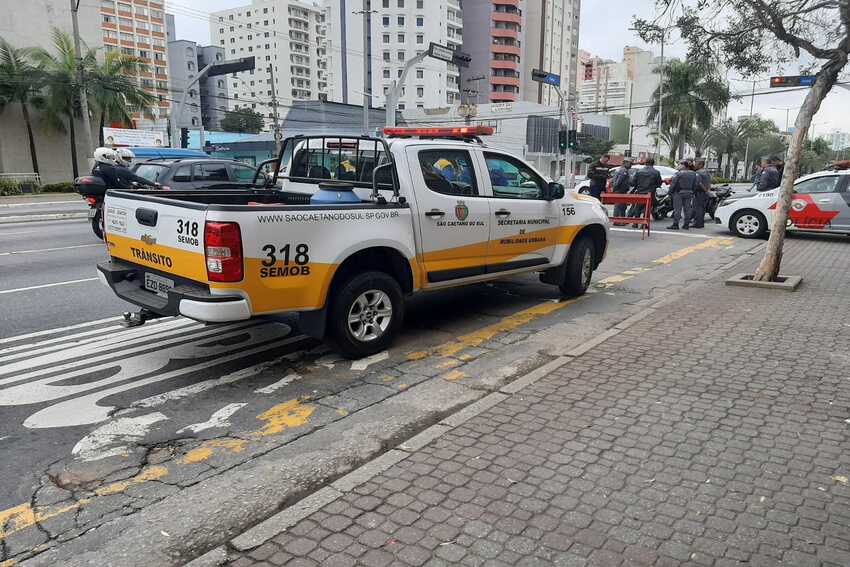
top-left (655, 32), bottom-right (665, 161)
top-left (741, 80), bottom-right (757, 181)
top-left (70, 0), bottom-right (94, 163)
top-left (385, 51), bottom-right (429, 128)
top-left (268, 65), bottom-right (283, 154)
top-left (353, 2), bottom-right (376, 135)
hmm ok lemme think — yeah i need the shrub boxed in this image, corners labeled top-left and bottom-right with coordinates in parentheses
top-left (0, 179), bottom-right (22, 196)
top-left (39, 182), bottom-right (75, 193)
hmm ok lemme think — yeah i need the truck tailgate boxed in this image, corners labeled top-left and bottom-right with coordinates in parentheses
top-left (104, 194), bottom-right (208, 283)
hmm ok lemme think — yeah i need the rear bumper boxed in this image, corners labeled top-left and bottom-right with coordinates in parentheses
top-left (97, 260), bottom-right (251, 323)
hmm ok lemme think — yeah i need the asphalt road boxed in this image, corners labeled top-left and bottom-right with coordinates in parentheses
top-left (0, 213), bottom-right (766, 564)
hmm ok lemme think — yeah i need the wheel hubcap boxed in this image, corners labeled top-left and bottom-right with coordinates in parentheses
top-left (348, 290), bottom-right (392, 342)
top-left (736, 215), bottom-right (760, 236)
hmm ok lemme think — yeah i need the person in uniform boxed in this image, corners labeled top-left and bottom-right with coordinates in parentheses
top-left (586, 154), bottom-right (611, 200)
top-left (611, 159), bottom-right (633, 224)
top-left (668, 159), bottom-right (697, 230)
top-left (629, 158), bottom-right (663, 225)
top-left (690, 159), bottom-right (712, 229)
top-left (757, 157), bottom-right (781, 191)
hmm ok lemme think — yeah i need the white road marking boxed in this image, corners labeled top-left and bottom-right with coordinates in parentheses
top-left (254, 373), bottom-right (302, 394)
top-left (72, 413), bottom-right (168, 462)
top-left (177, 403), bottom-right (247, 434)
top-left (0, 277), bottom-right (99, 295)
top-left (610, 227), bottom-right (716, 239)
top-left (0, 316), bottom-right (120, 345)
top-left (133, 343), bottom-right (305, 408)
top-left (315, 354), bottom-right (343, 369)
top-left (351, 351), bottom-right (389, 371)
top-left (0, 243), bottom-right (101, 256)
top-left (0, 200), bottom-right (83, 208)
top-left (23, 335), bottom-right (300, 428)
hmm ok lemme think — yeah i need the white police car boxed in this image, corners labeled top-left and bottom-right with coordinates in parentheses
top-left (715, 168), bottom-right (850, 238)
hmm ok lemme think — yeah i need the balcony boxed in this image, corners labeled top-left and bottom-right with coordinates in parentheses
top-left (493, 0), bottom-right (520, 6)
top-left (288, 10), bottom-right (309, 23)
top-left (490, 76), bottom-right (520, 87)
top-left (289, 19), bottom-right (309, 31)
top-left (491, 43), bottom-right (521, 56)
top-left (492, 11), bottom-right (522, 24)
top-left (491, 59), bottom-right (519, 70)
top-left (491, 27), bottom-right (518, 39)
top-left (490, 91), bottom-right (518, 102)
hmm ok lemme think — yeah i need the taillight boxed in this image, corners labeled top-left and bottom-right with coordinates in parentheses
top-left (86, 196), bottom-right (98, 206)
top-left (204, 222), bottom-right (243, 282)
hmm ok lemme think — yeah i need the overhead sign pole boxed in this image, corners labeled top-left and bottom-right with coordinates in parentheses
top-left (386, 43), bottom-right (471, 128)
top-left (532, 69), bottom-right (572, 185)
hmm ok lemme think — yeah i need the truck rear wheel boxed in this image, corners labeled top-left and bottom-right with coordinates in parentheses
top-left (91, 207), bottom-right (104, 240)
top-left (328, 271), bottom-right (404, 359)
top-left (559, 235), bottom-right (595, 297)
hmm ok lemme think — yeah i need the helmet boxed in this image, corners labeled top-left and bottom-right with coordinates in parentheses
top-left (94, 147), bottom-right (118, 165)
top-left (116, 148), bottom-right (135, 168)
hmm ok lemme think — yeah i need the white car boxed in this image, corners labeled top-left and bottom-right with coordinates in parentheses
top-left (715, 168), bottom-right (850, 238)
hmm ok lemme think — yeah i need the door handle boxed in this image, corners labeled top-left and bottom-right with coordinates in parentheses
top-left (818, 198), bottom-right (831, 203)
top-left (494, 209), bottom-right (511, 217)
top-left (425, 209), bottom-right (445, 218)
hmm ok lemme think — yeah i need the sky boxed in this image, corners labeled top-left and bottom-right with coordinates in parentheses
top-left (169, 0), bottom-right (850, 139)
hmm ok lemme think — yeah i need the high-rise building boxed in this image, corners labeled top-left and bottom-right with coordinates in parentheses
top-left (167, 15), bottom-right (230, 131)
top-left (100, 0), bottom-right (171, 130)
top-left (831, 129), bottom-right (850, 152)
top-left (210, 0), bottom-right (328, 130)
top-left (461, 1), bottom-right (581, 107)
top-left (325, 0), bottom-right (464, 111)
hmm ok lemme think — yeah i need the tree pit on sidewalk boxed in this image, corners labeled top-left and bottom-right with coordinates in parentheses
top-left (725, 272), bottom-right (802, 291)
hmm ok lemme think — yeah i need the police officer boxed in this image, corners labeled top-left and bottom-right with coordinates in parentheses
top-left (690, 158), bottom-right (712, 229)
top-left (611, 158), bottom-right (633, 223)
top-left (629, 158), bottom-right (663, 223)
top-left (668, 159), bottom-right (697, 230)
top-left (586, 154), bottom-right (611, 200)
top-left (757, 157), bottom-right (781, 191)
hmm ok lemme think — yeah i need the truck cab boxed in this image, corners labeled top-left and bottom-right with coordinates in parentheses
top-left (98, 127), bottom-right (610, 357)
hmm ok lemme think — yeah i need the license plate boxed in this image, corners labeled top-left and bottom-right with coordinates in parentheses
top-left (144, 273), bottom-right (174, 298)
top-left (87, 208), bottom-right (97, 219)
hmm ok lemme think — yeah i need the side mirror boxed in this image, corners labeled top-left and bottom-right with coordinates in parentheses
top-left (547, 182), bottom-right (565, 201)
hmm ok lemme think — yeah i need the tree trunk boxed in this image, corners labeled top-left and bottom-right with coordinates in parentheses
top-left (20, 103), bottom-right (39, 175)
top-left (69, 111), bottom-right (79, 179)
top-left (99, 111), bottom-right (106, 147)
top-left (752, 54), bottom-right (847, 282)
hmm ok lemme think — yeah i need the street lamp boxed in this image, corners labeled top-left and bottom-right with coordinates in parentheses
top-left (768, 106), bottom-right (796, 133)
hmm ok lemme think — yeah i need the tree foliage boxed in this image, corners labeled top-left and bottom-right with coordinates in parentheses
top-left (220, 108), bottom-right (265, 134)
top-left (636, 0), bottom-right (850, 281)
top-left (89, 51), bottom-right (157, 146)
top-left (0, 38), bottom-right (43, 174)
top-left (576, 134), bottom-right (615, 160)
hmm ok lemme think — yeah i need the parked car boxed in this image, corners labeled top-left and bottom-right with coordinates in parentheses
top-left (132, 159), bottom-right (269, 190)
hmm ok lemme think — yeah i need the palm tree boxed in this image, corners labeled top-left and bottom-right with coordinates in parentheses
top-left (89, 51), bottom-right (157, 145)
top-left (0, 38), bottom-right (44, 175)
top-left (30, 29), bottom-right (95, 178)
top-left (647, 60), bottom-right (730, 160)
top-left (687, 125), bottom-right (715, 159)
top-left (710, 119), bottom-right (754, 178)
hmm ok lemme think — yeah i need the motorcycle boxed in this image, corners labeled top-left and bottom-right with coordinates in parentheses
top-left (74, 174), bottom-right (108, 240)
top-left (706, 184), bottom-right (732, 219)
top-left (652, 193), bottom-right (672, 220)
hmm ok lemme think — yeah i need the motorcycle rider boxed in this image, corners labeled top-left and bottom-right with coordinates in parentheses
top-left (629, 158), bottom-right (663, 224)
top-left (690, 158), bottom-right (712, 229)
top-left (92, 147), bottom-right (156, 189)
top-left (611, 158), bottom-right (633, 223)
top-left (668, 159), bottom-right (697, 230)
top-left (586, 154), bottom-right (611, 200)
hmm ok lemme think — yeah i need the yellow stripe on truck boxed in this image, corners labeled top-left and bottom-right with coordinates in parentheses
top-left (107, 233), bottom-right (208, 282)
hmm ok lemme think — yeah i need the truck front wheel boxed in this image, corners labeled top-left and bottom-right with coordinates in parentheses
top-left (328, 271), bottom-right (404, 359)
top-left (559, 235), bottom-right (595, 297)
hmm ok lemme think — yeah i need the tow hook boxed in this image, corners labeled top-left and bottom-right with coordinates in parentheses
top-left (121, 308), bottom-right (156, 328)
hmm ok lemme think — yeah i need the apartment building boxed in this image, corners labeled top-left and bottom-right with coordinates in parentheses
top-left (210, 0), bottom-right (328, 129)
top-left (325, 0), bottom-right (464, 111)
top-left (167, 15), bottom-right (230, 131)
top-left (100, 0), bottom-right (171, 130)
top-left (460, 1), bottom-right (580, 107)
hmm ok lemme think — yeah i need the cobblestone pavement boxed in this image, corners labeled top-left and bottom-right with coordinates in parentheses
top-left (228, 236), bottom-right (850, 567)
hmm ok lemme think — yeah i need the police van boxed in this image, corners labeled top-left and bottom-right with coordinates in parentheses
top-left (98, 127), bottom-right (610, 358)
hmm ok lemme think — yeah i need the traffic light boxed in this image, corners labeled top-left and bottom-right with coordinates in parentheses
top-left (180, 127), bottom-right (189, 149)
top-left (558, 129), bottom-right (568, 153)
top-left (568, 129), bottom-right (579, 150)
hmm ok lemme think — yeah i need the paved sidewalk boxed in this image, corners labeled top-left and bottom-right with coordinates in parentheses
top-left (226, 236), bottom-right (850, 567)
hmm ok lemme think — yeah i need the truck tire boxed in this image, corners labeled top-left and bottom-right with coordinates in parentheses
top-left (91, 207), bottom-right (104, 240)
top-left (328, 271), bottom-right (404, 359)
top-left (559, 235), bottom-right (595, 297)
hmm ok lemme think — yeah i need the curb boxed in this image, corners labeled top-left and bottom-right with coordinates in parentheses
top-left (0, 212), bottom-right (88, 224)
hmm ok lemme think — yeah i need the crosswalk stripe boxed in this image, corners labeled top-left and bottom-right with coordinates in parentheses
top-left (0, 316), bottom-right (121, 345)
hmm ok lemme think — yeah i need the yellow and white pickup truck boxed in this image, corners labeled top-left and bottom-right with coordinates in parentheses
top-left (98, 128), bottom-right (610, 357)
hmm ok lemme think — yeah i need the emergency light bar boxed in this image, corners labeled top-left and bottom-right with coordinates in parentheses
top-left (383, 126), bottom-right (495, 138)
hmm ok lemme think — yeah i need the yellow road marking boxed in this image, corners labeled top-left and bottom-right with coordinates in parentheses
top-left (1, 559), bottom-right (17, 567)
top-left (253, 399), bottom-right (314, 437)
top-left (652, 237), bottom-right (734, 265)
top-left (94, 466), bottom-right (168, 496)
top-left (178, 439), bottom-right (247, 465)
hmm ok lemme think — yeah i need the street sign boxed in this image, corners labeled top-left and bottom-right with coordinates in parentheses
top-left (531, 69), bottom-right (561, 87)
top-left (770, 75), bottom-right (816, 88)
top-left (427, 43), bottom-right (471, 67)
top-left (490, 102), bottom-right (514, 113)
top-left (208, 56), bottom-right (256, 78)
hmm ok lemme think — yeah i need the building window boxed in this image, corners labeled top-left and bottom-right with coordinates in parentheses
top-left (398, 69), bottom-right (403, 77)
top-left (382, 16), bottom-right (390, 27)
top-left (416, 34), bottom-right (424, 44)
top-left (397, 33), bottom-right (404, 43)
top-left (383, 51), bottom-right (390, 61)
top-left (102, 14), bottom-right (115, 24)
top-left (416, 16), bottom-right (423, 26)
top-left (398, 51), bottom-right (405, 61)
top-left (103, 30), bottom-right (118, 40)
top-left (382, 0), bottom-right (389, 6)
top-left (151, 9), bottom-right (163, 19)
top-left (187, 61), bottom-right (195, 70)
top-left (417, 0), bottom-right (423, 8)
top-left (398, 0), bottom-right (404, 6)
top-left (397, 16), bottom-right (405, 26)
top-left (119, 32), bottom-right (134, 41)
top-left (383, 69), bottom-right (390, 78)
top-left (383, 34), bottom-right (390, 43)
top-left (417, 87), bottom-right (424, 97)
top-left (398, 103), bottom-right (405, 110)
top-left (416, 69), bottom-right (423, 79)
top-left (138, 49), bottom-right (149, 59)
top-left (117, 2), bottom-right (131, 12)
top-left (101, 0), bottom-right (113, 7)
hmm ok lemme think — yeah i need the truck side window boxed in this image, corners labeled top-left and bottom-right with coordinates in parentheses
top-left (194, 163), bottom-right (229, 182)
top-left (173, 165), bottom-right (192, 182)
top-left (484, 153), bottom-right (546, 200)
top-left (417, 150), bottom-right (478, 196)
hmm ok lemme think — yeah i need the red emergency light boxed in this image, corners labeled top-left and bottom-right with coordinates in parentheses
top-left (383, 126), bottom-right (495, 138)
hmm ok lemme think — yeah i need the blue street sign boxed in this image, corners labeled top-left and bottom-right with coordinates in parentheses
top-left (531, 69), bottom-right (561, 87)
